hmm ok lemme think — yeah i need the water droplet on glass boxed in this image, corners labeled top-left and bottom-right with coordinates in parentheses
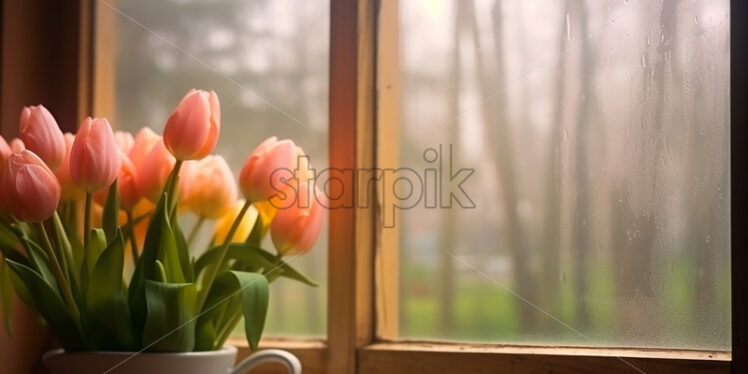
top-left (566, 13), bottom-right (571, 40)
top-left (641, 55), bottom-right (646, 67)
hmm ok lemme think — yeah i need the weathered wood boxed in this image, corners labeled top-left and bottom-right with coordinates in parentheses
top-left (374, 0), bottom-right (400, 341)
top-left (359, 342), bottom-right (730, 374)
top-left (328, 0), bottom-right (377, 372)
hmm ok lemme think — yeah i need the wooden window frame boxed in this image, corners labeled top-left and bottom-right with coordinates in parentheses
top-left (5, 0), bottom-right (734, 372)
top-left (320, 1), bottom-right (744, 373)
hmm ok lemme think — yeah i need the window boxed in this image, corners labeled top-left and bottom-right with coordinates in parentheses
top-left (396, 0), bottom-right (730, 350)
top-left (97, 0), bottom-right (330, 337)
top-left (82, 0), bottom-right (739, 372)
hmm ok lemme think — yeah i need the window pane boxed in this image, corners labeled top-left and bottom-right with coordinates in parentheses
top-left (398, 0), bottom-right (730, 349)
top-left (105, 0), bottom-right (329, 337)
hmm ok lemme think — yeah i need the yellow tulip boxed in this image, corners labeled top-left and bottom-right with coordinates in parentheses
top-left (213, 200), bottom-right (258, 244)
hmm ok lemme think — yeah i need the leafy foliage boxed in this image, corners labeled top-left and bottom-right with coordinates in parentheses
top-left (0, 181), bottom-right (316, 352)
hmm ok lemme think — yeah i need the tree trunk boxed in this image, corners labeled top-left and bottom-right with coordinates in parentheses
top-left (437, 0), bottom-right (464, 336)
top-left (614, 0), bottom-right (675, 337)
top-left (465, 0), bottom-right (538, 333)
top-left (569, 0), bottom-right (591, 330)
top-left (539, 0), bottom-right (571, 333)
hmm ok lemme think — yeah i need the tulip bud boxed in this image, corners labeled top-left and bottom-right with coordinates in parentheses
top-left (2, 150), bottom-right (61, 222)
top-left (55, 133), bottom-right (84, 201)
top-left (129, 127), bottom-right (160, 170)
top-left (179, 155), bottom-right (237, 218)
top-left (9, 138), bottom-right (25, 153)
top-left (94, 149), bottom-right (140, 211)
top-left (0, 136), bottom-right (11, 163)
top-left (114, 131), bottom-right (135, 154)
top-left (163, 89), bottom-right (220, 160)
top-left (19, 105), bottom-right (65, 170)
top-left (70, 117), bottom-right (121, 194)
top-left (137, 139), bottom-right (176, 203)
top-left (213, 200), bottom-right (258, 244)
top-left (239, 137), bottom-right (300, 203)
top-left (270, 183), bottom-right (324, 256)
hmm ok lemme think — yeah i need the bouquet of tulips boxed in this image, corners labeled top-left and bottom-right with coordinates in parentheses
top-left (0, 89), bottom-right (324, 352)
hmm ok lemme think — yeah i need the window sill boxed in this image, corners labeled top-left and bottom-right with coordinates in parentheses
top-left (358, 341), bottom-right (730, 374)
top-left (229, 337), bottom-right (730, 374)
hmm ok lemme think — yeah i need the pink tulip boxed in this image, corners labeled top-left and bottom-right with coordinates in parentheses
top-left (129, 127), bottom-right (160, 170)
top-left (55, 133), bottom-right (84, 201)
top-left (114, 131), bottom-right (134, 154)
top-left (179, 155), bottom-right (237, 218)
top-left (70, 117), bottom-right (121, 193)
top-left (270, 183), bottom-right (324, 256)
top-left (9, 138), bottom-right (25, 153)
top-left (239, 137), bottom-right (301, 203)
top-left (19, 105), bottom-right (65, 170)
top-left (137, 139), bottom-right (176, 203)
top-left (2, 150), bottom-right (61, 222)
top-left (0, 137), bottom-right (11, 177)
top-left (163, 89), bottom-right (220, 160)
top-left (0, 136), bottom-right (11, 162)
top-left (94, 148), bottom-right (139, 211)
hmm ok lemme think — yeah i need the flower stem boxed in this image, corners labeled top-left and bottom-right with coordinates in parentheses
top-left (167, 159), bottom-right (183, 213)
top-left (196, 200), bottom-right (251, 310)
top-left (83, 193), bottom-right (92, 251)
top-left (51, 211), bottom-right (76, 279)
top-left (187, 215), bottom-right (205, 246)
top-left (126, 209), bottom-right (140, 264)
top-left (36, 221), bottom-right (80, 322)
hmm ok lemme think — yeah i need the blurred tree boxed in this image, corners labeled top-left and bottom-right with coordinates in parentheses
top-left (570, 0), bottom-right (591, 330)
top-left (539, 0), bottom-right (570, 333)
top-left (466, 0), bottom-right (538, 332)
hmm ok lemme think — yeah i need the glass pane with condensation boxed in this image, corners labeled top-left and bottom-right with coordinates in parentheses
top-left (105, 0), bottom-right (329, 337)
top-left (397, 0), bottom-right (729, 349)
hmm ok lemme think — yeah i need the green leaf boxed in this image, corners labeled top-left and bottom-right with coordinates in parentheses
top-left (129, 194), bottom-right (170, 335)
top-left (81, 229), bottom-right (107, 291)
top-left (194, 243), bottom-right (274, 279)
top-left (62, 203), bottom-right (84, 273)
top-left (142, 280), bottom-right (197, 352)
top-left (249, 247), bottom-right (318, 287)
top-left (158, 214), bottom-right (184, 284)
top-left (102, 179), bottom-right (120, 244)
top-left (155, 260), bottom-right (167, 283)
top-left (0, 259), bottom-right (13, 336)
top-left (85, 230), bottom-right (136, 350)
top-left (171, 213), bottom-right (194, 283)
top-left (0, 222), bottom-right (20, 249)
top-left (21, 238), bottom-right (58, 293)
top-left (0, 245), bottom-right (28, 268)
top-left (5, 259), bottom-right (88, 350)
top-left (52, 213), bottom-right (75, 279)
top-left (51, 213), bottom-right (80, 304)
top-left (197, 271), bottom-right (268, 351)
top-left (194, 317), bottom-right (217, 351)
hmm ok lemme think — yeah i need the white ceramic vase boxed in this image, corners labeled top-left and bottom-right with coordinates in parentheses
top-left (42, 345), bottom-right (301, 374)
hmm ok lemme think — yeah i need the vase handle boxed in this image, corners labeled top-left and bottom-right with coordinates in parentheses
top-left (229, 349), bottom-right (302, 374)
